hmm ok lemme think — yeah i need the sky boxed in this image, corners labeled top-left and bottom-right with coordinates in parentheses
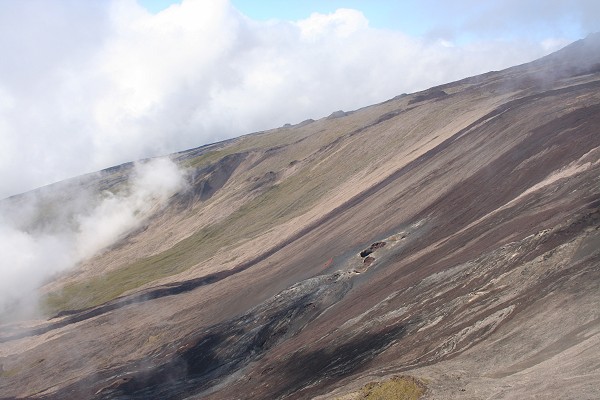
top-left (0, 0), bottom-right (599, 199)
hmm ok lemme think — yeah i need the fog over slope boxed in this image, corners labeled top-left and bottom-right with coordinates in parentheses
top-left (0, 158), bottom-right (186, 319)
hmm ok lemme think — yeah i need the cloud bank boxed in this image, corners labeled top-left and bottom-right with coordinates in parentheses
top-left (0, 0), bottom-right (588, 199)
top-left (0, 158), bottom-right (186, 320)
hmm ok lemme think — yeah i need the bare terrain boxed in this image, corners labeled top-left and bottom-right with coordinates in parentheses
top-left (1, 34), bottom-right (600, 399)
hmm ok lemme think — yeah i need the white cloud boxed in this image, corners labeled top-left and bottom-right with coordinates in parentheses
top-left (0, 0), bottom-right (586, 199)
top-left (297, 8), bottom-right (369, 40)
top-left (0, 224), bottom-right (72, 318)
top-left (0, 158), bottom-right (186, 320)
top-left (75, 157), bottom-right (186, 259)
top-left (414, 0), bottom-right (599, 41)
top-left (541, 37), bottom-right (572, 52)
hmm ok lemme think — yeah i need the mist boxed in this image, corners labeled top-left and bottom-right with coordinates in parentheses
top-left (0, 158), bottom-right (186, 322)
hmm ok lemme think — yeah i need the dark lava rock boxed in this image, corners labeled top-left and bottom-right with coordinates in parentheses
top-left (297, 119), bottom-right (315, 127)
top-left (359, 249), bottom-right (373, 258)
top-left (360, 242), bottom-right (386, 258)
top-left (408, 89), bottom-right (448, 105)
top-left (327, 110), bottom-right (348, 119)
top-left (370, 242), bottom-right (386, 250)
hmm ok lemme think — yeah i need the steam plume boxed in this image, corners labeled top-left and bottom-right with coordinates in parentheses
top-left (0, 158), bottom-right (186, 321)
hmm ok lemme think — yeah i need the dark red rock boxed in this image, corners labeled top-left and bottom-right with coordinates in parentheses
top-left (363, 256), bottom-right (375, 266)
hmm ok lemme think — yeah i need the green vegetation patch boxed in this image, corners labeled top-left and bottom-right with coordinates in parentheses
top-left (41, 172), bottom-right (330, 315)
top-left (0, 365), bottom-right (20, 378)
top-left (42, 149), bottom-right (347, 315)
top-left (181, 123), bottom-right (317, 170)
top-left (359, 376), bottom-right (425, 400)
top-left (183, 149), bottom-right (232, 169)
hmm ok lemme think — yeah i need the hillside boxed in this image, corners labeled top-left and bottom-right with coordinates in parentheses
top-left (1, 34), bottom-right (600, 399)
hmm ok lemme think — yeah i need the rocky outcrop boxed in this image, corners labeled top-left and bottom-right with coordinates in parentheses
top-left (176, 152), bottom-right (247, 207)
top-left (407, 89), bottom-right (447, 105)
top-left (359, 242), bottom-right (386, 258)
top-left (327, 110), bottom-right (349, 119)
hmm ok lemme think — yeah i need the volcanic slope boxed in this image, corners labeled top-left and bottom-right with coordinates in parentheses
top-left (1, 34), bottom-right (600, 399)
